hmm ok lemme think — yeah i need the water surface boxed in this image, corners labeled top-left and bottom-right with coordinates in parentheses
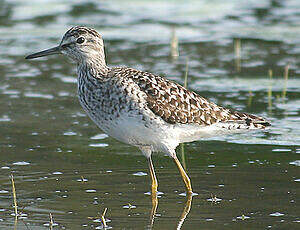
top-left (0, 0), bottom-right (299, 229)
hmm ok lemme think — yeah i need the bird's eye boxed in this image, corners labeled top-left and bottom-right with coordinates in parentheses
top-left (76, 37), bottom-right (85, 44)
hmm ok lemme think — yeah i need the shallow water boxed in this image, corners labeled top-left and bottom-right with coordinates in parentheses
top-left (0, 0), bottom-right (299, 229)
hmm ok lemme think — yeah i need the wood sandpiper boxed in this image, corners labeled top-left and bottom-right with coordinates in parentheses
top-left (26, 26), bottom-right (270, 195)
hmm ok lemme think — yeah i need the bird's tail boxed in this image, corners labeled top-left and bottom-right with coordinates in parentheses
top-left (228, 110), bottom-right (271, 129)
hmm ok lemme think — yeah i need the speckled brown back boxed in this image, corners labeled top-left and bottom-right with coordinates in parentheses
top-left (112, 67), bottom-right (270, 129)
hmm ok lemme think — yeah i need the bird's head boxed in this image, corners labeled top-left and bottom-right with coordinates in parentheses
top-left (26, 26), bottom-right (105, 64)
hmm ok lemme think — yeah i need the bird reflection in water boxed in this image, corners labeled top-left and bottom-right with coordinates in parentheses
top-left (148, 192), bottom-right (194, 229)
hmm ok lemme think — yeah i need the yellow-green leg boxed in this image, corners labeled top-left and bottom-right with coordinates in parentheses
top-left (147, 155), bottom-right (158, 195)
top-left (146, 155), bottom-right (158, 228)
top-left (173, 155), bottom-right (193, 194)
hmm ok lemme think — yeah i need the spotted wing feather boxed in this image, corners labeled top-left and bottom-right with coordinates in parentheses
top-left (112, 67), bottom-right (270, 129)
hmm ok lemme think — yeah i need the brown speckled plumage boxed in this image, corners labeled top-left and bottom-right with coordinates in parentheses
top-left (107, 67), bottom-right (270, 129)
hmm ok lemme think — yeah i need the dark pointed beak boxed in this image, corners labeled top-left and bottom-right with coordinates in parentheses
top-left (25, 45), bottom-right (61, 59)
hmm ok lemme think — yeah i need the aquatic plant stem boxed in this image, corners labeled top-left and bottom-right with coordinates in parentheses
top-left (101, 208), bottom-right (108, 228)
top-left (282, 64), bottom-right (289, 100)
top-left (11, 174), bottom-right (18, 218)
top-left (234, 38), bottom-right (241, 73)
top-left (268, 69), bottom-right (273, 112)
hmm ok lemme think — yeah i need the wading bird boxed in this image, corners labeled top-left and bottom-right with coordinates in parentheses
top-left (26, 26), bottom-right (270, 195)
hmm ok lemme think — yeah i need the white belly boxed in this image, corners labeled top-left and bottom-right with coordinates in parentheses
top-left (87, 109), bottom-right (179, 154)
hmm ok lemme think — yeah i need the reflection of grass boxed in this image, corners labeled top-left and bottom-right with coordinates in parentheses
top-left (170, 28), bottom-right (179, 59)
top-left (272, 64), bottom-right (290, 104)
top-left (281, 64), bottom-right (290, 100)
top-left (268, 69), bottom-right (273, 112)
top-left (247, 90), bottom-right (253, 107)
top-left (234, 38), bottom-right (241, 73)
top-left (184, 57), bottom-right (189, 88)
